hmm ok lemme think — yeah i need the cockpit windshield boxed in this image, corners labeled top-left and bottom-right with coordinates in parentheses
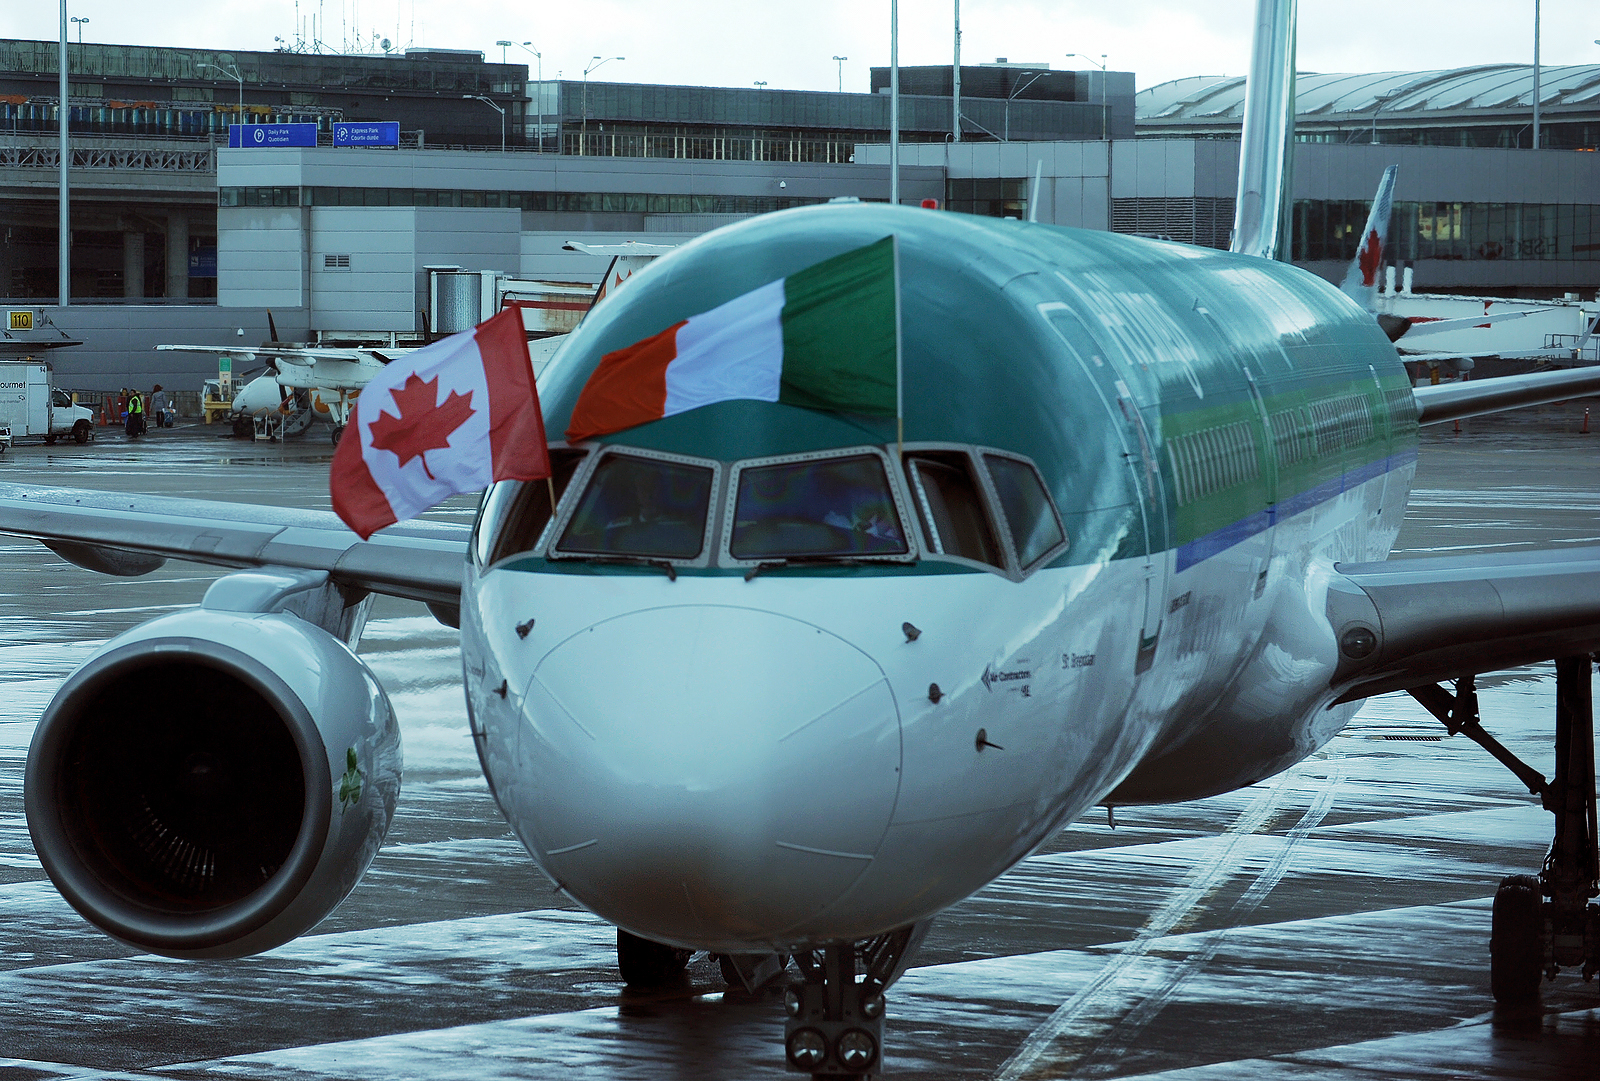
top-left (729, 454), bottom-right (907, 560)
top-left (556, 453), bottom-right (713, 560)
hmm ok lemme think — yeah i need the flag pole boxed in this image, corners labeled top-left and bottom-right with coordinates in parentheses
top-left (893, 234), bottom-right (903, 459)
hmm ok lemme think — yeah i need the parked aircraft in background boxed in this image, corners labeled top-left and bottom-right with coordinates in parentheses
top-left (4, 3), bottom-right (1600, 1077)
top-left (1336, 163), bottom-right (1599, 371)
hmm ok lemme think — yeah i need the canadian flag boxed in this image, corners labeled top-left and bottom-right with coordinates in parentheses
top-left (331, 306), bottom-right (550, 540)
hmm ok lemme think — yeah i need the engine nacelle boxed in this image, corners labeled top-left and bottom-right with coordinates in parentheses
top-left (25, 607), bottom-right (401, 959)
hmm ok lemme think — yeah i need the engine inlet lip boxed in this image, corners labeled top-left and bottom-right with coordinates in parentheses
top-left (24, 635), bottom-right (334, 953)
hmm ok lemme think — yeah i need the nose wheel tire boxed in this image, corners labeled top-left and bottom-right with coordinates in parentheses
top-left (616, 928), bottom-right (694, 988)
top-left (1490, 874), bottom-right (1544, 1003)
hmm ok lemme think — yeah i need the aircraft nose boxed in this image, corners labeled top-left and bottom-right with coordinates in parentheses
top-left (520, 605), bottom-right (901, 949)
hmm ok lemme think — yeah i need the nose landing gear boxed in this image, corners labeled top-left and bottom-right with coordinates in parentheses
top-left (783, 922), bottom-right (929, 1078)
top-left (1409, 654), bottom-right (1599, 1002)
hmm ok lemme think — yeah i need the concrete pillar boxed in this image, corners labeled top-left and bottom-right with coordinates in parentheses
top-left (165, 212), bottom-right (189, 299)
top-left (123, 232), bottom-right (145, 298)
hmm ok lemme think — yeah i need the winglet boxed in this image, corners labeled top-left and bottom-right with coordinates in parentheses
top-left (1339, 164), bottom-right (1399, 309)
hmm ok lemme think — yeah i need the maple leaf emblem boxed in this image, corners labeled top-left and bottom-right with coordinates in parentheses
top-left (368, 373), bottom-right (476, 479)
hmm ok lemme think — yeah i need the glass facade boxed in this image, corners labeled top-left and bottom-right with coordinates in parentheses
top-left (1292, 200), bottom-right (1600, 262)
top-left (1, 101), bottom-right (340, 140)
top-left (219, 186), bottom-right (836, 215)
top-left (944, 178), bottom-right (1028, 219)
top-left (561, 125), bottom-right (868, 162)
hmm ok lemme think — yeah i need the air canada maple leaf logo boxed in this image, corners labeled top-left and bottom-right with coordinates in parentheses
top-left (368, 373), bottom-right (476, 480)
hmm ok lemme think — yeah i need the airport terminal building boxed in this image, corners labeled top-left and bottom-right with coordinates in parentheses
top-left (2, 37), bottom-right (1598, 389)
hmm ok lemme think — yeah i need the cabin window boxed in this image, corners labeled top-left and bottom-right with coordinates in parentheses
top-left (474, 449), bottom-right (588, 566)
top-left (904, 452), bottom-right (1003, 568)
top-left (983, 454), bottom-right (1066, 568)
top-left (556, 452), bottom-right (713, 560)
top-left (729, 454), bottom-right (908, 560)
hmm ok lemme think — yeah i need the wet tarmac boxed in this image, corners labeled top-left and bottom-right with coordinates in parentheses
top-left (1, 403), bottom-right (1598, 1079)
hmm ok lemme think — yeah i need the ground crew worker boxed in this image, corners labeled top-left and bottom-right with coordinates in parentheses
top-left (126, 389), bottom-right (144, 438)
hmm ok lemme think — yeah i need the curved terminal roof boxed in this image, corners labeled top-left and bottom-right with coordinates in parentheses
top-left (1139, 65), bottom-right (1600, 121)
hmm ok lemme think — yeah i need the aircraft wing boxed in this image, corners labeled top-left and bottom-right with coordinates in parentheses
top-left (155, 344), bottom-right (373, 363)
top-left (0, 482), bottom-right (467, 610)
top-left (1326, 545), bottom-right (1600, 704)
top-left (1412, 365), bottom-right (1600, 425)
top-left (561, 241), bottom-right (678, 256)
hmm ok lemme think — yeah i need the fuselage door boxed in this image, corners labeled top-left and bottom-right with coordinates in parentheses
top-left (1037, 302), bottom-right (1169, 667)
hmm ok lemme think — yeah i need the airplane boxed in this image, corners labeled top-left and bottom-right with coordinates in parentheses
top-left (5, 2), bottom-right (1600, 1077)
top-left (1335, 164), bottom-right (1599, 372)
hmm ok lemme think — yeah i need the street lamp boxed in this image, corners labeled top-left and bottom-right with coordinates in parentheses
top-left (495, 39), bottom-right (512, 63)
top-left (1067, 53), bottom-right (1108, 140)
top-left (754, 80), bottom-right (768, 89)
top-left (832, 55), bottom-right (847, 93)
top-left (582, 55), bottom-right (623, 157)
top-left (1369, 91), bottom-right (1399, 145)
top-left (198, 61), bottom-right (244, 118)
top-left (1004, 70), bottom-right (1044, 141)
top-left (464, 95), bottom-right (506, 151)
top-left (515, 42), bottom-right (545, 152)
top-left (69, 16), bottom-right (87, 44)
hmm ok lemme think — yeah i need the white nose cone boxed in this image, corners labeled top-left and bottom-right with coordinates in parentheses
top-left (521, 605), bottom-right (901, 950)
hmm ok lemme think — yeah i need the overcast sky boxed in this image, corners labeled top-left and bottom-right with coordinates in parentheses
top-left (3, 1), bottom-right (1597, 94)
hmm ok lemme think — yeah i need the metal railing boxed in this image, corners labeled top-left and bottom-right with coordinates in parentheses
top-left (0, 143), bottom-right (214, 172)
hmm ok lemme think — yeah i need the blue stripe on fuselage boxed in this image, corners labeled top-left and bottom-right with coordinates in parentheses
top-left (1174, 447), bottom-right (1419, 573)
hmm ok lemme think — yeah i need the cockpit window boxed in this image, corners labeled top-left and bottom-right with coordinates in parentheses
top-left (983, 454), bottom-right (1065, 568)
top-left (729, 454), bottom-right (908, 560)
top-left (474, 449), bottom-right (588, 567)
top-left (556, 453), bottom-right (713, 560)
top-left (905, 453), bottom-right (1004, 568)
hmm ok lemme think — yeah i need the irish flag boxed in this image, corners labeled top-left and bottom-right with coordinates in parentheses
top-left (565, 236), bottom-right (900, 443)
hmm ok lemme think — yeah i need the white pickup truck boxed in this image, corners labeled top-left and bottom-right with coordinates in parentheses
top-left (0, 362), bottom-right (97, 451)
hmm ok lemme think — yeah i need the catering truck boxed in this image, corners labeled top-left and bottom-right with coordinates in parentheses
top-left (0, 362), bottom-right (96, 451)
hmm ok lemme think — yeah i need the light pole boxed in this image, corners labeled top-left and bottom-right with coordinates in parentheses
top-left (1004, 71), bottom-right (1043, 141)
top-left (754, 80), bottom-right (767, 89)
top-left (515, 42), bottom-right (544, 152)
top-left (198, 62), bottom-right (244, 118)
top-left (953, 1), bottom-right (961, 142)
top-left (57, 0), bottom-right (68, 306)
top-left (1369, 92), bottom-right (1397, 144)
top-left (890, 0), bottom-right (898, 206)
top-left (582, 56), bottom-right (623, 157)
top-left (1067, 53), bottom-right (1108, 140)
top-left (464, 95), bottom-right (506, 151)
top-left (1532, 0), bottom-right (1541, 149)
top-left (495, 39), bottom-right (511, 63)
top-left (832, 55), bottom-right (847, 93)
top-left (70, 16), bottom-right (87, 44)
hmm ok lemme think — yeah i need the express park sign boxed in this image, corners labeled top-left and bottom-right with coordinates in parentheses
top-left (333, 122), bottom-right (401, 147)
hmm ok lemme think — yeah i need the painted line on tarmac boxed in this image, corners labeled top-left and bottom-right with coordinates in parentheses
top-left (993, 771), bottom-right (1296, 1081)
top-left (1073, 764), bottom-right (1348, 1076)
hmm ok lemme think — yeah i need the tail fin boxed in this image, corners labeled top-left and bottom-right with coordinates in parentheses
top-left (1339, 164), bottom-right (1399, 309)
top-left (1230, 0), bottom-right (1298, 259)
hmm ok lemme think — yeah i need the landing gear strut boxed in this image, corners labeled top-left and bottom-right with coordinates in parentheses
top-left (1409, 655), bottom-right (1600, 1002)
top-left (783, 922), bottom-right (929, 1078)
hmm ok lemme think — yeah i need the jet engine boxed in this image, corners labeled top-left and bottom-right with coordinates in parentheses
top-left (25, 601), bottom-right (401, 959)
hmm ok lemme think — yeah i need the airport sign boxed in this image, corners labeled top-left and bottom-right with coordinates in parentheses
top-left (333, 121), bottom-right (400, 147)
top-left (227, 123), bottom-right (318, 148)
